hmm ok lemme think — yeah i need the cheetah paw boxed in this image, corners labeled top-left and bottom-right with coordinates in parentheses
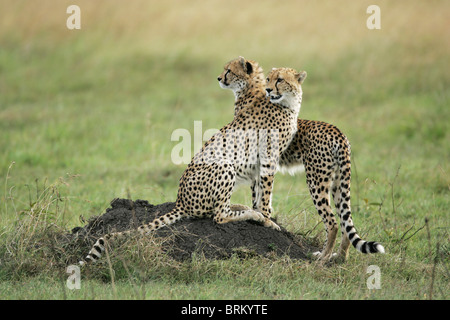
top-left (312, 251), bottom-right (338, 260)
top-left (251, 210), bottom-right (266, 222)
top-left (264, 219), bottom-right (281, 231)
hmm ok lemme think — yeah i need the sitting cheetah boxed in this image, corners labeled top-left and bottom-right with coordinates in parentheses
top-left (79, 57), bottom-right (301, 265)
top-left (217, 57), bottom-right (299, 216)
top-left (266, 67), bottom-right (385, 261)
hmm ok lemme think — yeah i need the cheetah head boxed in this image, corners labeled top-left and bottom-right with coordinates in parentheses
top-left (217, 56), bottom-right (263, 97)
top-left (266, 67), bottom-right (307, 109)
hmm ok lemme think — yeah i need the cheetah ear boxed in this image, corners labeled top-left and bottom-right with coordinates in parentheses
top-left (245, 61), bottom-right (253, 75)
top-left (239, 56), bottom-right (246, 68)
top-left (238, 56), bottom-right (252, 75)
top-left (296, 71), bottom-right (307, 84)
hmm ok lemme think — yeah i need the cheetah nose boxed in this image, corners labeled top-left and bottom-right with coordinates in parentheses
top-left (266, 88), bottom-right (273, 94)
top-left (217, 77), bottom-right (222, 82)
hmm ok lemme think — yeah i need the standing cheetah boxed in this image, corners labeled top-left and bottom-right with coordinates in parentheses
top-left (266, 67), bottom-right (385, 261)
top-left (79, 57), bottom-right (301, 265)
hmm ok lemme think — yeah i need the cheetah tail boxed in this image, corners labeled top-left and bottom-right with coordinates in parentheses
top-left (339, 194), bottom-right (385, 254)
top-left (78, 229), bottom-right (132, 266)
top-left (78, 206), bottom-right (186, 266)
top-left (338, 154), bottom-right (385, 255)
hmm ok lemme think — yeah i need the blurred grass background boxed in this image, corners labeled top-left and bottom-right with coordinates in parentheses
top-left (0, 0), bottom-right (448, 299)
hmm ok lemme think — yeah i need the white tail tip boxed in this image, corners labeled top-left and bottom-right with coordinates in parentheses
top-left (376, 244), bottom-right (385, 254)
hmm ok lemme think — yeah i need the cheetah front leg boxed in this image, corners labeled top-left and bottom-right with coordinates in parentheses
top-left (252, 172), bottom-right (281, 231)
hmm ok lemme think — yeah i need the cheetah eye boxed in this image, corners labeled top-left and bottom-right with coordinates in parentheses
top-left (266, 78), bottom-right (270, 82)
top-left (277, 78), bottom-right (284, 83)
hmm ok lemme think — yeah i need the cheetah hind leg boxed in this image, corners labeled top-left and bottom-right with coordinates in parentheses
top-left (215, 204), bottom-right (264, 224)
top-left (211, 165), bottom-right (280, 230)
top-left (230, 204), bottom-right (280, 230)
top-left (329, 172), bottom-right (350, 263)
top-left (230, 203), bottom-right (253, 211)
top-left (216, 204), bottom-right (280, 230)
top-left (307, 173), bottom-right (339, 262)
top-left (262, 216), bottom-right (281, 231)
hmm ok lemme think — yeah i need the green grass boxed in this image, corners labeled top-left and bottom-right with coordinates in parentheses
top-left (0, 254), bottom-right (437, 300)
top-left (0, 0), bottom-right (449, 300)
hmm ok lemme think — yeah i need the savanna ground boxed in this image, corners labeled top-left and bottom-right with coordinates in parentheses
top-left (0, 0), bottom-right (448, 300)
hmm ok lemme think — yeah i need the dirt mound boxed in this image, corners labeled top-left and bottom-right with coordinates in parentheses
top-left (72, 198), bottom-right (316, 262)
